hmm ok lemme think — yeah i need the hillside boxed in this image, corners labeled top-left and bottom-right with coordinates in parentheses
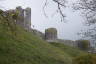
top-left (50, 42), bottom-right (85, 57)
top-left (0, 17), bottom-right (73, 64)
top-left (0, 15), bottom-right (85, 64)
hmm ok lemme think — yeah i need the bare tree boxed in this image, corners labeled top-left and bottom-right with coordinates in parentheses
top-left (43, 0), bottom-right (67, 22)
top-left (73, 0), bottom-right (96, 25)
top-left (43, 0), bottom-right (96, 24)
top-left (73, 0), bottom-right (96, 43)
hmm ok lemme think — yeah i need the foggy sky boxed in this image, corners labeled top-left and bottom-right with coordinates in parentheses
top-left (0, 0), bottom-right (86, 40)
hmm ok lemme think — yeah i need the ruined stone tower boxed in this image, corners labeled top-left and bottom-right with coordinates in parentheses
top-left (16, 6), bottom-right (25, 28)
top-left (16, 6), bottom-right (31, 31)
top-left (24, 7), bottom-right (31, 30)
top-left (45, 28), bottom-right (57, 42)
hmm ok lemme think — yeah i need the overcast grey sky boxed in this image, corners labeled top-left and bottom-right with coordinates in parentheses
top-left (0, 0), bottom-right (86, 40)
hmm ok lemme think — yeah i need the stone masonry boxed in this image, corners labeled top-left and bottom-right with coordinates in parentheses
top-left (5, 6), bottom-right (31, 31)
top-left (45, 28), bottom-right (58, 42)
top-left (16, 6), bottom-right (31, 31)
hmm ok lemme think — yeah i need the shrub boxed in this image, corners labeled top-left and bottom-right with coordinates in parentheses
top-left (73, 54), bottom-right (96, 64)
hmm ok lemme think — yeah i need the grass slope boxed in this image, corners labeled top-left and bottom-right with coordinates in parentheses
top-left (50, 43), bottom-right (86, 57)
top-left (0, 19), bottom-right (85, 64)
top-left (0, 22), bottom-right (73, 64)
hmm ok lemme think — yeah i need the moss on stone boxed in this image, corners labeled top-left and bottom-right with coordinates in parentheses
top-left (45, 28), bottom-right (57, 34)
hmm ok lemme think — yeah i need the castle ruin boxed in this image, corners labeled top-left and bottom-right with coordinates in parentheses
top-left (4, 7), bottom-right (87, 49)
top-left (16, 6), bottom-right (31, 31)
top-left (5, 6), bottom-right (31, 31)
top-left (45, 28), bottom-right (58, 42)
top-left (44, 28), bottom-right (78, 47)
top-left (4, 7), bottom-right (92, 51)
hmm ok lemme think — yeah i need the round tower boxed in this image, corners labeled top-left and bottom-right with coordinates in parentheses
top-left (45, 28), bottom-right (57, 41)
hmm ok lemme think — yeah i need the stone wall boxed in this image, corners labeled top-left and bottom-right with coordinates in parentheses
top-left (4, 7), bottom-right (87, 48)
top-left (44, 28), bottom-right (78, 47)
top-left (57, 39), bottom-right (77, 47)
top-left (32, 29), bottom-right (45, 39)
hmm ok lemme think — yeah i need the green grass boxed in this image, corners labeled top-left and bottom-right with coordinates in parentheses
top-left (50, 42), bottom-right (86, 57)
top-left (0, 22), bottom-right (72, 64)
top-left (0, 18), bottom-right (85, 64)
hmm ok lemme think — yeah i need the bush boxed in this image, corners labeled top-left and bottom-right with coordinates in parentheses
top-left (73, 54), bottom-right (96, 64)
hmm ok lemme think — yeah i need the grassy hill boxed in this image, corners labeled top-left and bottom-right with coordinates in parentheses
top-left (50, 42), bottom-right (86, 57)
top-left (0, 16), bottom-right (85, 64)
